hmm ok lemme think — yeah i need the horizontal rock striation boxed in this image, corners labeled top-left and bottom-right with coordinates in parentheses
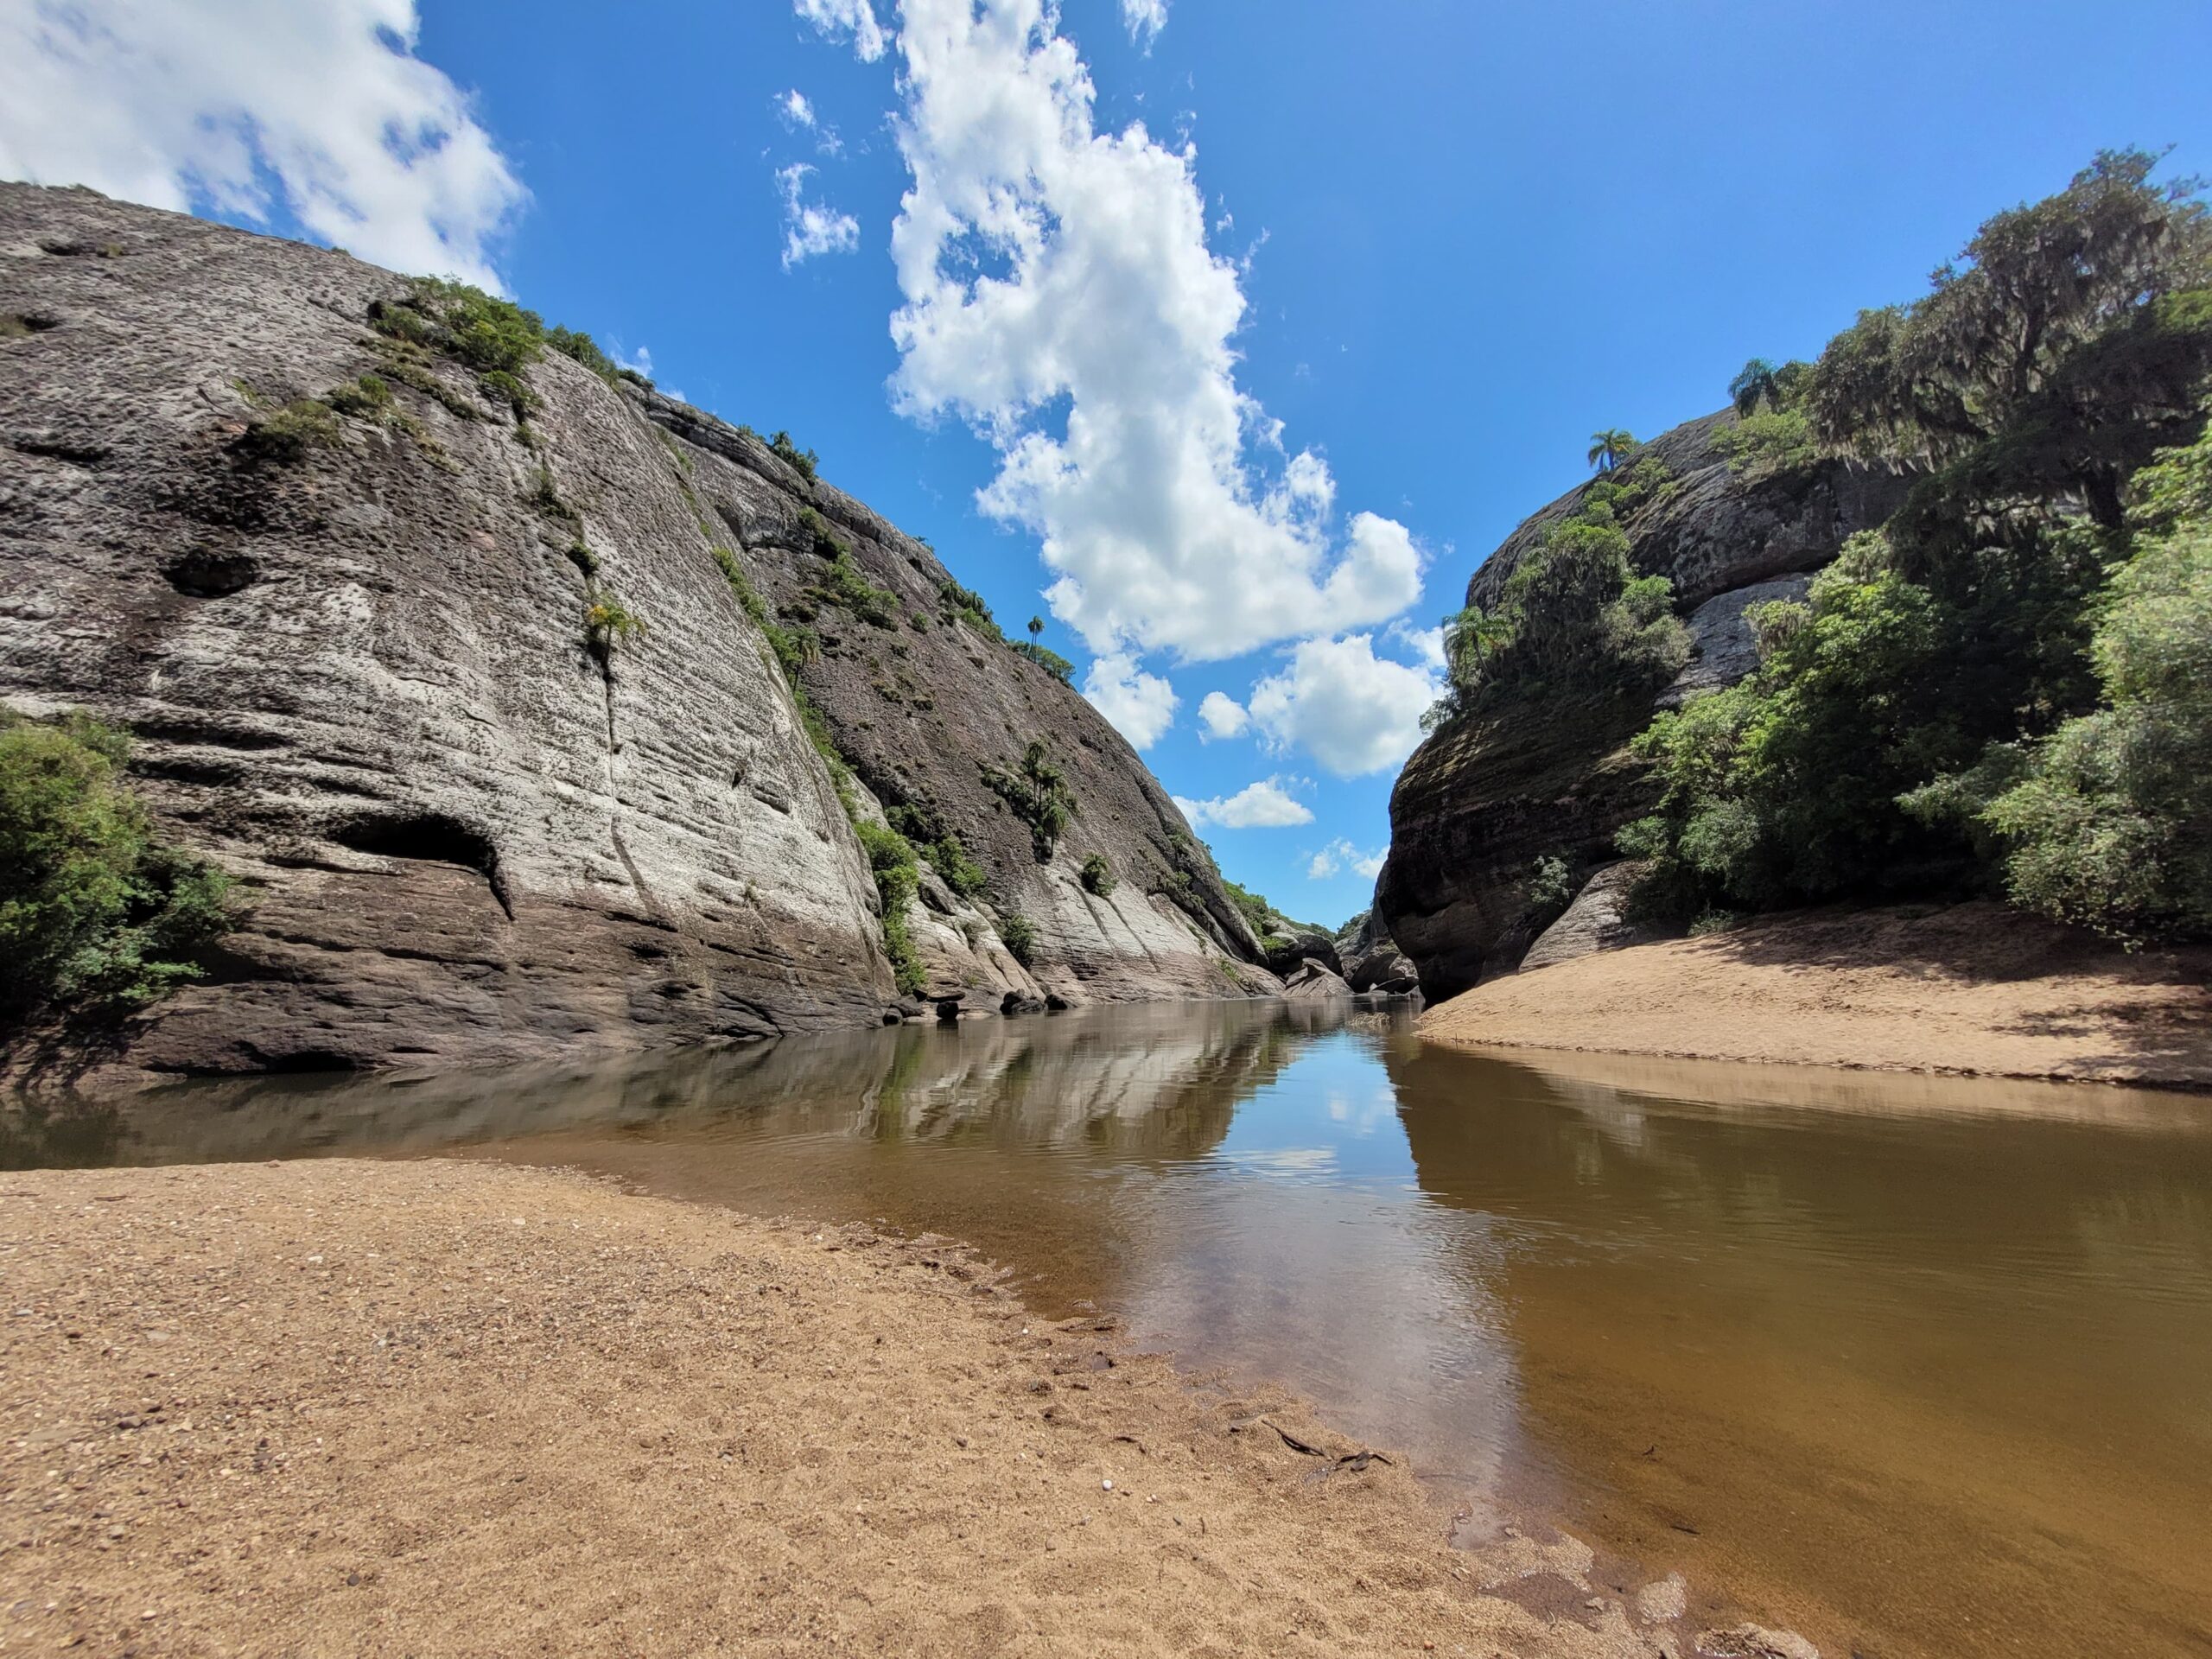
top-left (1379, 410), bottom-right (1909, 1001)
top-left (0, 187), bottom-right (1268, 1083)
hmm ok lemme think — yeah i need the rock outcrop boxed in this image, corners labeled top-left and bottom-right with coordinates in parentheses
top-left (0, 186), bottom-right (1273, 1083)
top-left (1280, 959), bottom-right (1353, 1001)
top-left (1335, 909), bottom-right (1420, 994)
top-left (1518, 861), bottom-right (1659, 973)
top-left (1377, 410), bottom-right (1909, 1000)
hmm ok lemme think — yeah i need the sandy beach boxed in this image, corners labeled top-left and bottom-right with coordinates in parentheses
top-left (0, 1158), bottom-right (1789, 1658)
top-left (1420, 902), bottom-right (2212, 1086)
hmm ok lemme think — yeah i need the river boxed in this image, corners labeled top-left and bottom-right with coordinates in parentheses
top-left (10, 1001), bottom-right (2209, 1657)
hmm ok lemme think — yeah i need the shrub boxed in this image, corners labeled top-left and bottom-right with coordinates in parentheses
top-left (237, 398), bottom-right (340, 462)
top-left (1711, 407), bottom-right (1818, 480)
top-left (583, 596), bottom-right (645, 666)
top-left (1429, 458), bottom-right (1688, 724)
top-left (937, 577), bottom-right (1004, 642)
top-left (547, 326), bottom-right (618, 383)
top-left (1527, 854), bottom-right (1576, 918)
top-left (322, 374), bottom-right (392, 418)
top-left (714, 548), bottom-right (821, 681)
top-left (984, 741), bottom-right (1074, 861)
top-left (1079, 853), bottom-right (1116, 897)
top-left (998, 912), bottom-right (1038, 966)
top-left (805, 549), bottom-right (900, 629)
top-left (1012, 639), bottom-right (1075, 683)
top-left (768, 429), bottom-right (818, 480)
top-left (0, 711), bottom-right (238, 1020)
top-left (371, 277), bottom-right (543, 376)
top-left (1979, 448), bottom-right (2212, 939)
top-left (854, 819), bottom-right (926, 995)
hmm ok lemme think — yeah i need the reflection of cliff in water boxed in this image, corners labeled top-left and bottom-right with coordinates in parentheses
top-left (19, 1001), bottom-right (1316, 1171)
top-left (1383, 1039), bottom-right (2212, 1659)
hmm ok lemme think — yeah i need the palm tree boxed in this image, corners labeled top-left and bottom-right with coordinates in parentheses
top-left (1729, 358), bottom-right (1782, 416)
top-left (1587, 429), bottom-right (1636, 474)
top-left (1027, 615), bottom-right (1044, 639)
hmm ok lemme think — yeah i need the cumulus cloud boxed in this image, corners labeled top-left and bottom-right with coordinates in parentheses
top-left (1249, 633), bottom-right (1439, 778)
top-left (1081, 651), bottom-right (1179, 748)
top-left (1174, 779), bottom-right (1313, 830)
top-left (0, 0), bottom-right (524, 291)
top-left (793, 0), bottom-right (886, 60)
top-left (1121, 0), bottom-right (1169, 47)
top-left (777, 162), bottom-right (860, 268)
top-left (1392, 620), bottom-right (1448, 671)
top-left (778, 88), bottom-right (817, 129)
top-left (1306, 838), bottom-right (1386, 881)
top-left (878, 0), bottom-right (1425, 664)
top-left (1197, 690), bottom-right (1249, 741)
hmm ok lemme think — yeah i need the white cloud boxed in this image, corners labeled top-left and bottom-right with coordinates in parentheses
top-left (1249, 633), bottom-right (1439, 778)
top-left (793, 0), bottom-right (886, 60)
top-left (777, 162), bottom-right (860, 268)
top-left (0, 0), bottom-right (525, 292)
top-left (1306, 837), bottom-right (1386, 881)
top-left (1081, 651), bottom-right (1178, 749)
top-left (616, 343), bottom-right (653, 378)
top-left (1175, 778), bottom-right (1313, 831)
top-left (1121, 0), bottom-right (1169, 47)
top-left (1392, 620), bottom-right (1447, 671)
top-left (778, 88), bottom-right (817, 129)
top-left (1197, 690), bottom-right (1249, 741)
top-left (879, 0), bottom-right (1425, 663)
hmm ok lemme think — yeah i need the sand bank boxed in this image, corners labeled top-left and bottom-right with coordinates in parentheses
top-left (0, 1159), bottom-right (1789, 1657)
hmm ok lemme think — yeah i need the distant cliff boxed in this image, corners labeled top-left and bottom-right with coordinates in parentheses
top-left (0, 185), bottom-right (1273, 1084)
top-left (1376, 410), bottom-right (1907, 999)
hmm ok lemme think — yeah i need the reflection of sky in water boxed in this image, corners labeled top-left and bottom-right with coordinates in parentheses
top-left (1122, 1028), bottom-right (1524, 1493)
top-left (1205, 1033), bottom-right (1416, 1187)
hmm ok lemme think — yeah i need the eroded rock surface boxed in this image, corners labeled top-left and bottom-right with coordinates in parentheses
top-left (0, 187), bottom-right (1271, 1082)
top-left (1379, 411), bottom-right (1908, 1000)
top-left (1520, 861), bottom-right (1660, 973)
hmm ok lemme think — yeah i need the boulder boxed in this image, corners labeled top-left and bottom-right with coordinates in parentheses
top-left (1519, 861), bottom-right (1662, 972)
top-left (1281, 958), bottom-right (1354, 1001)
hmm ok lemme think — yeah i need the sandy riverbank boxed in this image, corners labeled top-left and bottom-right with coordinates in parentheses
top-left (1419, 902), bottom-right (2212, 1086)
top-left (0, 1159), bottom-right (1793, 1658)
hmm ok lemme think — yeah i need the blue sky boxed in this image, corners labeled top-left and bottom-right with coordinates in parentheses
top-left (5, 0), bottom-right (2208, 927)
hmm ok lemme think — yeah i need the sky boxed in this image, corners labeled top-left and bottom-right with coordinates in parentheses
top-left (3, 0), bottom-right (2209, 926)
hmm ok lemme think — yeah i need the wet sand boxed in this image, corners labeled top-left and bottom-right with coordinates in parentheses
top-left (1419, 901), bottom-right (2212, 1086)
top-left (0, 1159), bottom-right (1777, 1659)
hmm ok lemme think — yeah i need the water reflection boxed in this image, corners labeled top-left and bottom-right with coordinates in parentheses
top-left (10, 1003), bottom-right (2212, 1658)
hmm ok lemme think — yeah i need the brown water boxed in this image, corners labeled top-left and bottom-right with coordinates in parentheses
top-left (13, 1001), bottom-right (2212, 1657)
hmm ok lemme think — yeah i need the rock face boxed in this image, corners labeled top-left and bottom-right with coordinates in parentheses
top-left (1335, 909), bottom-right (1419, 994)
top-left (1518, 861), bottom-right (1659, 973)
top-left (637, 385), bottom-right (1272, 1011)
top-left (1378, 410), bottom-right (1909, 1001)
top-left (0, 187), bottom-right (1272, 1082)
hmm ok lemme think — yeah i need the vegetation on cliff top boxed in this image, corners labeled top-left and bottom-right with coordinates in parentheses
top-left (1426, 448), bottom-right (1689, 725)
top-left (1618, 150), bottom-right (2212, 943)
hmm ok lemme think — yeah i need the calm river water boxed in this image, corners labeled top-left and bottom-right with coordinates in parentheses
top-left (10, 1001), bottom-right (2211, 1657)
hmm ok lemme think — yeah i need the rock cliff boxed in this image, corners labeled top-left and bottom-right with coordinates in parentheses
top-left (0, 186), bottom-right (1270, 1083)
top-left (1376, 410), bottom-right (1908, 1000)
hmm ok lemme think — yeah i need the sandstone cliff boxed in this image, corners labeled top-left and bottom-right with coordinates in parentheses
top-left (0, 186), bottom-right (1269, 1083)
top-left (1376, 411), bottom-right (1908, 999)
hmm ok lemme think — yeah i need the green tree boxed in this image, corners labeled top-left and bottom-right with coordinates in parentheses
top-left (1728, 358), bottom-right (1783, 416)
top-left (1, 712), bottom-right (238, 1020)
top-left (1803, 149), bottom-right (2210, 519)
top-left (1586, 428), bottom-right (1637, 474)
top-left (1027, 615), bottom-right (1044, 639)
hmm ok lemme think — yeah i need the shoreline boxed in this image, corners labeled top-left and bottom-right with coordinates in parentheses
top-left (1418, 901), bottom-right (2212, 1090)
top-left (1, 1157), bottom-right (1794, 1658)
